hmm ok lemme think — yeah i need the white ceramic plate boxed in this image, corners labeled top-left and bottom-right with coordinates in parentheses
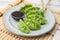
top-left (3, 4), bottom-right (55, 37)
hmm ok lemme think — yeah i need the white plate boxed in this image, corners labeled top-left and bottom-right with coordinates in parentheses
top-left (2, 4), bottom-right (55, 37)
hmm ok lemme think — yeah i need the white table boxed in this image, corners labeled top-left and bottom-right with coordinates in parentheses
top-left (0, 0), bottom-right (60, 40)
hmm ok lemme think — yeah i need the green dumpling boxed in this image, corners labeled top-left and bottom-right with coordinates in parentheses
top-left (26, 10), bottom-right (36, 16)
top-left (30, 20), bottom-right (41, 30)
top-left (27, 14), bottom-right (36, 20)
top-left (17, 20), bottom-right (30, 34)
top-left (38, 10), bottom-right (45, 17)
top-left (39, 18), bottom-right (47, 25)
top-left (24, 7), bottom-right (40, 13)
top-left (24, 18), bottom-right (41, 30)
top-left (20, 4), bottom-right (32, 11)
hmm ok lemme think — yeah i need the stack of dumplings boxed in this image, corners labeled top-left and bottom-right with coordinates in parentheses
top-left (17, 4), bottom-right (47, 34)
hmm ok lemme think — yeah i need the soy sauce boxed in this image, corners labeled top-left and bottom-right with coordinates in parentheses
top-left (11, 11), bottom-right (25, 21)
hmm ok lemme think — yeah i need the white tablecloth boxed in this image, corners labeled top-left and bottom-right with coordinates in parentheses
top-left (0, 0), bottom-right (60, 40)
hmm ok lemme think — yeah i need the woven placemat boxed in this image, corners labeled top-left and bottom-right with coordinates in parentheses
top-left (0, 0), bottom-right (60, 40)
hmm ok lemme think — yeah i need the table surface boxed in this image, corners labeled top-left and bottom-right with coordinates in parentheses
top-left (0, 0), bottom-right (60, 40)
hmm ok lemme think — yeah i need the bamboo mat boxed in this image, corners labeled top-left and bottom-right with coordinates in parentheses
top-left (0, 0), bottom-right (60, 40)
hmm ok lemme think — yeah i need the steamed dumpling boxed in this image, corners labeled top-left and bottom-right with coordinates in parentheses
top-left (24, 18), bottom-right (41, 30)
top-left (20, 4), bottom-right (32, 11)
top-left (17, 20), bottom-right (30, 33)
